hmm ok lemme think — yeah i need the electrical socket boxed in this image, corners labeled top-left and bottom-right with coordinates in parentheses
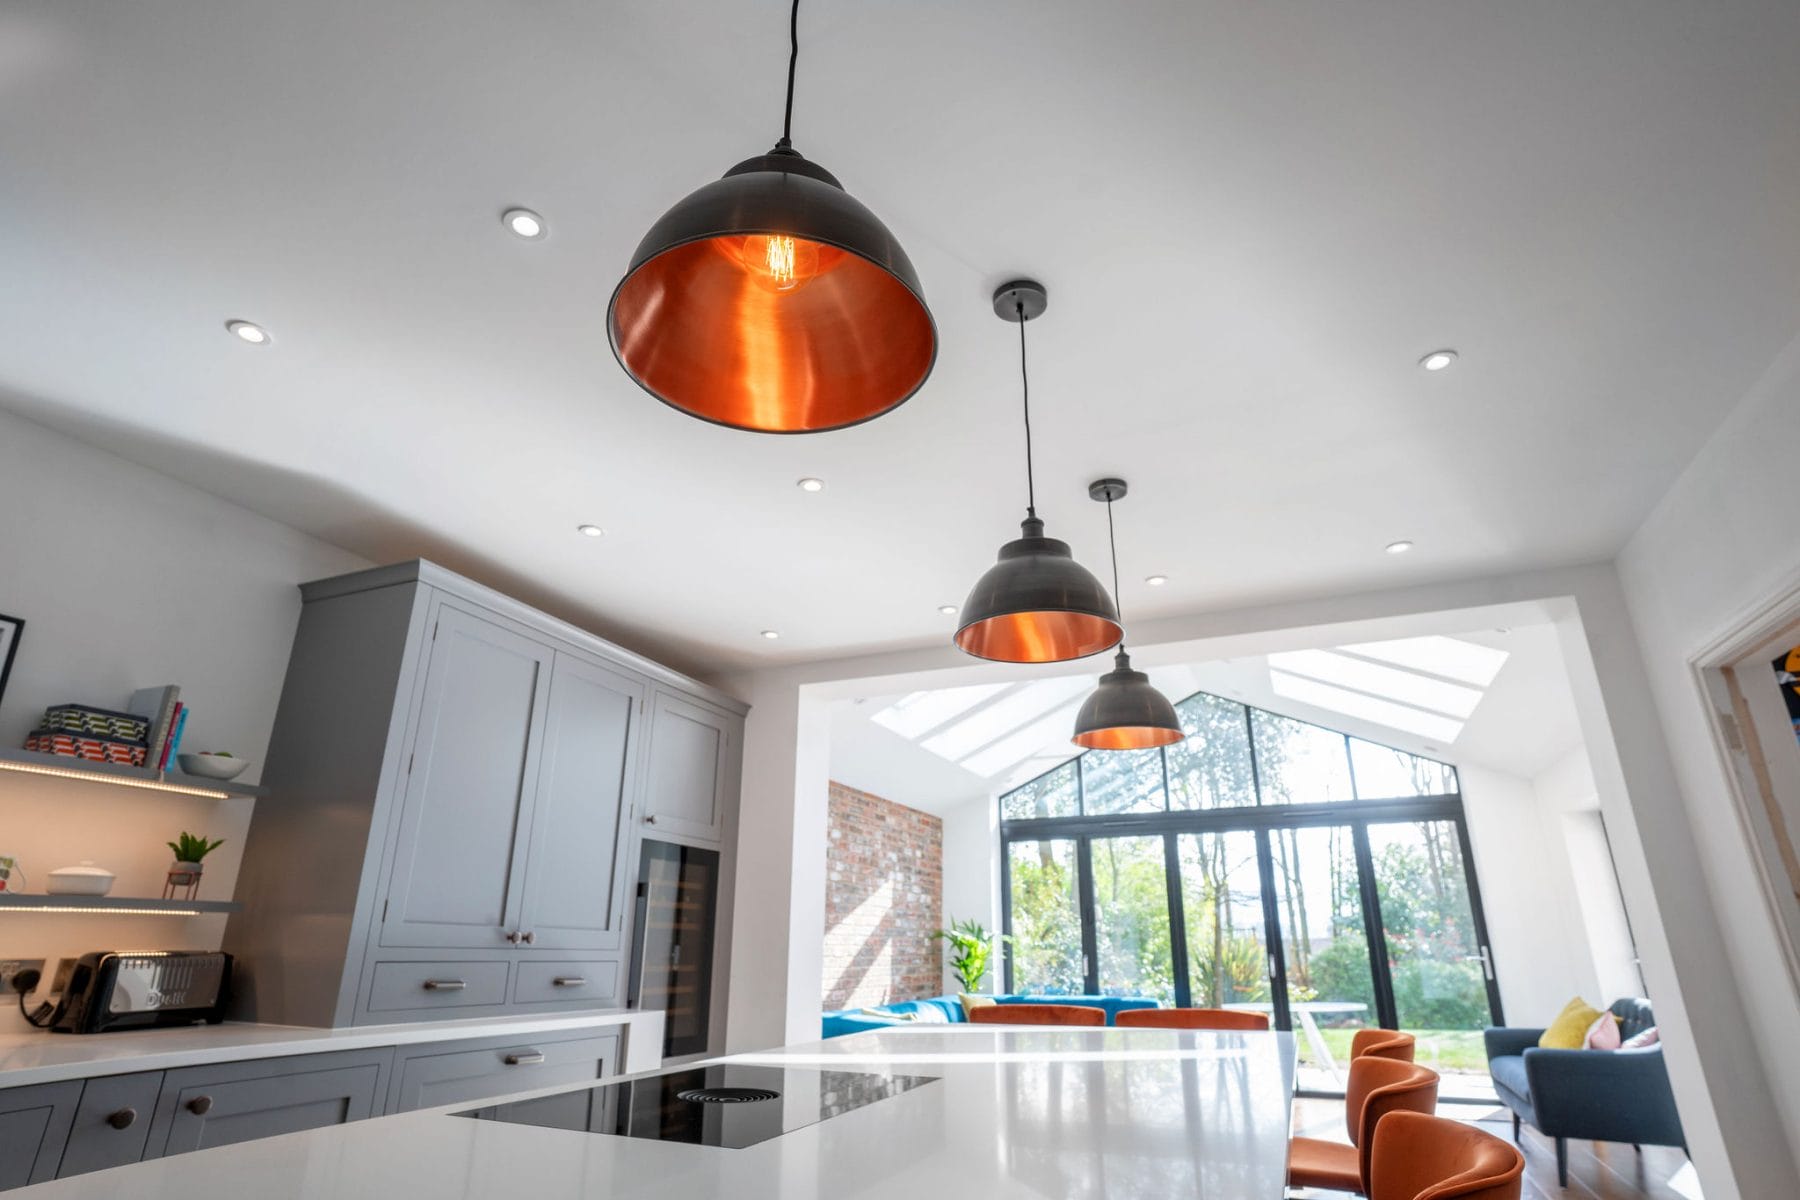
top-left (0, 958), bottom-right (47, 994)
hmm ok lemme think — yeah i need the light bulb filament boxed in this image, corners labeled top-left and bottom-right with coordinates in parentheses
top-left (765, 235), bottom-right (799, 289)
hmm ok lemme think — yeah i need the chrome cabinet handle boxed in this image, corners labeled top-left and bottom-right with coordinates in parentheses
top-left (552, 976), bottom-right (587, 988)
top-left (422, 979), bottom-right (466, 991)
top-left (504, 1050), bottom-right (546, 1066)
top-left (187, 1096), bottom-right (213, 1116)
top-left (106, 1108), bottom-right (137, 1130)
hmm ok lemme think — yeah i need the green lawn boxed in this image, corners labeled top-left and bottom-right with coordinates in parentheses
top-left (1309, 1027), bottom-right (1487, 1073)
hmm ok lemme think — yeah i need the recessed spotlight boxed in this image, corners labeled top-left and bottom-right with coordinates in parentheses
top-left (760, 629), bottom-right (780, 640)
top-left (797, 477), bottom-right (825, 493)
top-left (502, 208), bottom-right (546, 239)
top-left (577, 524), bottom-right (606, 538)
top-left (1420, 349), bottom-right (1458, 371)
top-left (1144, 575), bottom-right (1168, 586)
top-left (225, 320), bottom-right (269, 345)
top-left (938, 605), bottom-right (958, 616)
top-left (1385, 540), bottom-right (1415, 555)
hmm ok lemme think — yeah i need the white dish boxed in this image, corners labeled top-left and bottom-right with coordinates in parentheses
top-left (177, 753), bottom-right (249, 781)
top-left (45, 862), bottom-right (116, 896)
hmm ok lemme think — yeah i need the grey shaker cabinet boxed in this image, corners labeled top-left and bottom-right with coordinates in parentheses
top-left (639, 690), bottom-right (734, 842)
top-left (378, 600), bottom-right (555, 951)
top-left (387, 1029), bottom-right (620, 1113)
top-left (55, 1071), bottom-right (163, 1177)
top-left (514, 652), bottom-right (643, 952)
top-left (143, 1048), bottom-right (393, 1158)
top-left (0, 1081), bottom-right (79, 1189)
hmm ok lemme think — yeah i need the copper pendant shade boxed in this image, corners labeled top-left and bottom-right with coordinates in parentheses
top-left (954, 281), bottom-right (1123, 664)
top-left (607, 1), bottom-right (935, 433)
top-left (1070, 478), bottom-right (1185, 750)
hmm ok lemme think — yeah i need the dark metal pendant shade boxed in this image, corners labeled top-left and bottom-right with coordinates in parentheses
top-left (608, 148), bottom-right (937, 434)
top-left (1072, 650), bottom-right (1185, 750)
top-left (954, 516), bottom-right (1123, 663)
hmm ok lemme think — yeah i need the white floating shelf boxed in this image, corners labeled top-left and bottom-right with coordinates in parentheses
top-left (0, 748), bottom-right (266, 799)
top-left (0, 894), bottom-right (240, 915)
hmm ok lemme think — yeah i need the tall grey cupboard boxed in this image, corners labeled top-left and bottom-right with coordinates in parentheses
top-left (223, 561), bottom-right (745, 1036)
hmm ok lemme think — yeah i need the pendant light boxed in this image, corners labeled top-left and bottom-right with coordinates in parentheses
top-left (954, 281), bottom-right (1123, 664)
top-left (1071, 478), bottom-right (1185, 749)
top-left (607, 0), bottom-right (937, 434)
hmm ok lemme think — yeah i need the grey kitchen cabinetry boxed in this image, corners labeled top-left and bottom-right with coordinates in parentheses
top-left (55, 1071), bottom-right (163, 1177)
top-left (638, 689), bottom-right (737, 842)
top-left (224, 560), bottom-right (745, 1031)
top-left (0, 1081), bottom-right (80, 1189)
top-left (144, 1048), bottom-right (393, 1158)
top-left (387, 1029), bottom-right (620, 1113)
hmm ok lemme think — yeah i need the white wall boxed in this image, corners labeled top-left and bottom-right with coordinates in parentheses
top-left (1615, 331), bottom-right (1800, 1181)
top-left (0, 406), bottom-right (368, 1030)
top-left (937, 794), bottom-right (999, 994)
top-left (1459, 764), bottom-right (1600, 1022)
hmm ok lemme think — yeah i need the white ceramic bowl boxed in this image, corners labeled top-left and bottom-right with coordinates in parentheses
top-left (178, 753), bottom-right (249, 781)
top-left (46, 862), bottom-right (116, 896)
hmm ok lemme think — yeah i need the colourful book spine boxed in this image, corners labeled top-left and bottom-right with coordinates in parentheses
top-left (159, 703), bottom-right (187, 771)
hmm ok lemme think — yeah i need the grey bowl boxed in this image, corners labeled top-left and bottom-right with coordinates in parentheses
top-left (177, 753), bottom-right (250, 781)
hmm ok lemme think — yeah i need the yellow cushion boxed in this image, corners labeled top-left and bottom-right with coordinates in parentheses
top-left (1540, 997), bottom-right (1604, 1049)
top-left (960, 993), bottom-right (997, 1020)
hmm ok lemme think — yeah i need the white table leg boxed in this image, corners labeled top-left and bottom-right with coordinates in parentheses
top-left (1297, 1009), bottom-right (1341, 1086)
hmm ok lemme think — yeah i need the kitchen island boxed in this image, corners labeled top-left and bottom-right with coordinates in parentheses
top-left (15, 1024), bottom-right (1297, 1197)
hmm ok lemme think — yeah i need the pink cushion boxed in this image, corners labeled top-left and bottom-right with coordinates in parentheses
top-left (1585, 1011), bottom-right (1622, 1050)
top-left (1622, 1025), bottom-right (1660, 1049)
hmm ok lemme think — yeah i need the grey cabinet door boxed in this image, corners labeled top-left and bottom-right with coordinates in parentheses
top-left (145, 1048), bottom-right (393, 1158)
top-left (381, 601), bottom-right (554, 949)
top-left (388, 1031), bottom-right (620, 1113)
top-left (56, 1071), bottom-right (164, 1178)
top-left (0, 1081), bottom-right (80, 1189)
top-left (516, 653), bottom-right (644, 951)
top-left (639, 690), bottom-right (733, 841)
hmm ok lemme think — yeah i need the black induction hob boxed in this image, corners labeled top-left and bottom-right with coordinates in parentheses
top-left (453, 1064), bottom-right (937, 1149)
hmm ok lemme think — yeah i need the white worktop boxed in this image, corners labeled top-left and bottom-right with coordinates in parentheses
top-left (13, 1024), bottom-right (1298, 1198)
top-left (0, 1008), bottom-right (663, 1088)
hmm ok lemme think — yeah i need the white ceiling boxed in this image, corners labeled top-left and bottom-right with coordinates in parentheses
top-left (2, 2), bottom-right (1798, 673)
top-left (829, 620), bottom-right (1583, 815)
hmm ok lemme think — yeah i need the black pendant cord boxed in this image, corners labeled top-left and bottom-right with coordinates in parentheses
top-left (1018, 301), bottom-right (1037, 518)
top-left (1104, 495), bottom-right (1125, 654)
top-left (777, 0), bottom-right (801, 149)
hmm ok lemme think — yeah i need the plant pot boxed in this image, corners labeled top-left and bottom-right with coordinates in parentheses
top-left (163, 861), bottom-right (203, 901)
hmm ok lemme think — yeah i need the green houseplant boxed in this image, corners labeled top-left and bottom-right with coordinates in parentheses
top-left (164, 833), bottom-right (226, 901)
top-left (933, 917), bottom-right (1012, 995)
top-left (167, 833), bottom-right (226, 866)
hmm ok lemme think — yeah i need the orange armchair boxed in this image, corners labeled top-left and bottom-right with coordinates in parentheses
top-left (1369, 1110), bottom-right (1523, 1200)
top-left (1353, 1028), bottom-right (1418, 1062)
top-left (967, 1003), bottom-right (1105, 1026)
top-left (1115, 1007), bottom-right (1269, 1031)
top-left (1288, 1057), bottom-right (1440, 1194)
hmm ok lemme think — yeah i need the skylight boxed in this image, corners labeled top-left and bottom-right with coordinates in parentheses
top-left (1266, 635), bottom-right (1509, 744)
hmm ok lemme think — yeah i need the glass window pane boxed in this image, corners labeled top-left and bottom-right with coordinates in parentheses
top-left (1006, 839), bottom-right (1084, 994)
top-left (1349, 739), bottom-right (1458, 798)
top-left (1001, 763), bottom-right (1078, 821)
top-left (1368, 820), bottom-right (1494, 1099)
top-left (1079, 748), bottom-right (1166, 815)
top-left (1090, 836), bottom-right (1175, 1003)
top-left (1269, 825), bottom-right (1374, 1091)
top-left (1251, 711), bottom-right (1354, 804)
top-left (1179, 831), bottom-right (1271, 1008)
top-left (1166, 693), bottom-right (1258, 809)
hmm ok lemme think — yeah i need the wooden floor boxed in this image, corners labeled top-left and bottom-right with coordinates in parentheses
top-left (1289, 1098), bottom-right (1700, 1200)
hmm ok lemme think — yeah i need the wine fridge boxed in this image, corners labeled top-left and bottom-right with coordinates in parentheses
top-left (627, 840), bottom-right (720, 1058)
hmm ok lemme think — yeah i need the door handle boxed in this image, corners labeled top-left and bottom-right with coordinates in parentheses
top-left (552, 976), bottom-right (588, 988)
top-left (422, 979), bottom-right (466, 991)
top-left (106, 1108), bottom-right (137, 1130)
top-left (504, 1050), bottom-right (546, 1066)
top-left (186, 1096), bottom-right (213, 1116)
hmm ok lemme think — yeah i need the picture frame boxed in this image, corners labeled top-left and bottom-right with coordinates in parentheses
top-left (0, 613), bottom-right (22, 710)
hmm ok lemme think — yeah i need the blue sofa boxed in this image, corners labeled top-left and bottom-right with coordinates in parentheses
top-left (1484, 998), bottom-right (1685, 1186)
top-left (823, 994), bottom-right (1159, 1039)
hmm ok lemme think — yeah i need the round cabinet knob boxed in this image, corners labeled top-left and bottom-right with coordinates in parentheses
top-left (644, 814), bottom-right (657, 824)
top-left (520, 931), bottom-right (535, 945)
top-left (187, 1096), bottom-right (213, 1116)
top-left (505, 931), bottom-right (522, 945)
top-left (106, 1108), bottom-right (137, 1130)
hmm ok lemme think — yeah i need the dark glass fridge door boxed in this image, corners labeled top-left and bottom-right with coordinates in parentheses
top-left (629, 840), bottom-right (720, 1058)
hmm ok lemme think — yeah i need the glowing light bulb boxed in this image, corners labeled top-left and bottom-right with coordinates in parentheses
top-left (737, 234), bottom-right (823, 293)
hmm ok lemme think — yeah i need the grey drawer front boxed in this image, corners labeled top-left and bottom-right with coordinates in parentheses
top-left (390, 1032), bottom-right (619, 1113)
top-left (146, 1048), bottom-right (392, 1159)
top-left (513, 960), bottom-right (620, 1005)
top-left (0, 1081), bottom-right (81, 1190)
top-left (57, 1072), bottom-right (163, 1178)
top-left (368, 960), bottom-right (509, 1012)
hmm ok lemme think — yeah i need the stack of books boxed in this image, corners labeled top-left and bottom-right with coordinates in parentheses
top-left (128, 685), bottom-right (190, 772)
top-left (21, 686), bottom-right (191, 771)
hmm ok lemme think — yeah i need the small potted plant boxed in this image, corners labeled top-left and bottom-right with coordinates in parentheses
top-left (933, 917), bottom-right (1013, 995)
top-left (163, 833), bottom-right (225, 901)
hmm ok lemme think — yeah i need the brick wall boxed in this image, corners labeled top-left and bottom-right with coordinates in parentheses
top-left (822, 781), bottom-right (943, 1010)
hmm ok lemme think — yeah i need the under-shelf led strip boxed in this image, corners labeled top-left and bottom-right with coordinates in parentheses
top-left (0, 758), bottom-right (231, 800)
top-left (0, 905), bottom-right (209, 916)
